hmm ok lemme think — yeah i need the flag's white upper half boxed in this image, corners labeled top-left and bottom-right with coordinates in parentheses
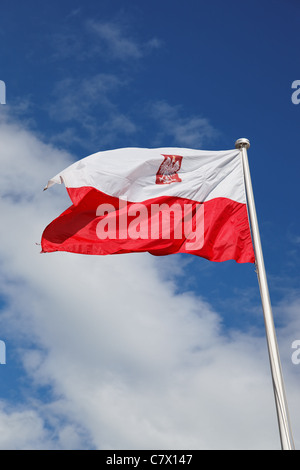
top-left (46, 147), bottom-right (246, 204)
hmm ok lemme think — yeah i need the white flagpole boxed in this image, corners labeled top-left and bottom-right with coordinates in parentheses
top-left (235, 138), bottom-right (295, 450)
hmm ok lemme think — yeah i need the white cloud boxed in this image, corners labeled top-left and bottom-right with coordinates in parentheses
top-left (0, 399), bottom-right (91, 450)
top-left (0, 403), bottom-right (53, 450)
top-left (0, 111), bottom-right (299, 450)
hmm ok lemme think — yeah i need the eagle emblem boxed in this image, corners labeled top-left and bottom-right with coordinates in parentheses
top-left (156, 154), bottom-right (183, 184)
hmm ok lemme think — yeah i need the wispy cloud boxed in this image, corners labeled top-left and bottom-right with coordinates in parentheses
top-left (49, 74), bottom-right (121, 122)
top-left (86, 19), bottom-right (161, 61)
top-left (51, 18), bottom-right (161, 63)
top-left (48, 74), bottom-right (137, 150)
top-left (46, 13), bottom-right (163, 150)
top-left (150, 101), bottom-right (217, 148)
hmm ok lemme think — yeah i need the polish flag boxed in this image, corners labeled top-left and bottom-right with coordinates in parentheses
top-left (41, 147), bottom-right (255, 263)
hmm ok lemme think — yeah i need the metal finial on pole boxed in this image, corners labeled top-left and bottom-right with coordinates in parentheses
top-left (235, 138), bottom-right (295, 450)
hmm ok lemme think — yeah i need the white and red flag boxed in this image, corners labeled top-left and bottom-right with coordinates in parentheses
top-left (41, 147), bottom-right (255, 263)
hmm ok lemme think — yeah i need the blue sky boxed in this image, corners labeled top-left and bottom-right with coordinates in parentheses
top-left (0, 0), bottom-right (299, 449)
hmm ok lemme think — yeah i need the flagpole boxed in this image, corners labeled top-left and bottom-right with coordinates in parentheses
top-left (235, 138), bottom-right (295, 450)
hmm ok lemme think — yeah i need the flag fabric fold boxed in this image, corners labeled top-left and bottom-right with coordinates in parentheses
top-left (41, 147), bottom-right (255, 263)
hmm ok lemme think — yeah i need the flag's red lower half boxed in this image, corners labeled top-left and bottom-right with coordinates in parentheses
top-left (41, 186), bottom-right (255, 263)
